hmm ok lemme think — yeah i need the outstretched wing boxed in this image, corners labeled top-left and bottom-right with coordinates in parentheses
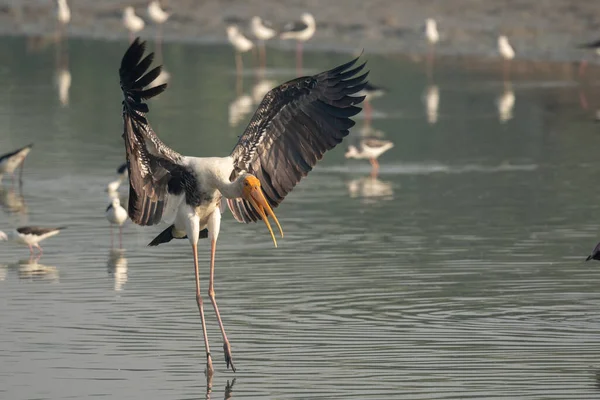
top-left (120, 37), bottom-right (185, 226)
top-left (228, 57), bottom-right (368, 223)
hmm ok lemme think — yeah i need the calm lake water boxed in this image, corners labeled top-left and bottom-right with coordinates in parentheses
top-left (2, 36), bottom-right (600, 399)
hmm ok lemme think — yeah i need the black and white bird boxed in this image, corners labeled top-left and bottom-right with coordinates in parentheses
top-left (577, 39), bottom-right (600, 77)
top-left (56, 0), bottom-right (71, 27)
top-left (251, 16), bottom-right (276, 68)
top-left (118, 38), bottom-right (367, 374)
top-left (107, 162), bottom-right (128, 194)
top-left (0, 226), bottom-right (66, 256)
top-left (123, 7), bottom-right (145, 42)
top-left (357, 82), bottom-right (386, 121)
top-left (586, 241), bottom-right (600, 261)
top-left (106, 197), bottom-right (128, 248)
top-left (345, 138), bottom-right (394, 177)
top-left (498, 35), bottom-right (515, 81)
top-left (0, 143), bottom-right (33, 184)
top-left (226, 25), bottom-right (254, 77)
top-left (147, 1), bottom-right (169, 25)
top-left (280, 12), bottom-right (316, 72)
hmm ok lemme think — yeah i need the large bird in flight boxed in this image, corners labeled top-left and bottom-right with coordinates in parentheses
top-left (118, 38), bottom-right (368, 374)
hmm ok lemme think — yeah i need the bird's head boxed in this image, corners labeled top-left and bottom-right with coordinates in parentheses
top-left (241, 175), bottom-right (283, 247)
top-left (226, 25), bottom-right (239, 38)
top-left (302, 13), bottom-right (315, 25)
top-left (124, 6), bottom-right (134, 16)
top-left (0, 231), bottom-right (7, 242)
top-left (345, 145), bottom-right (359, 159)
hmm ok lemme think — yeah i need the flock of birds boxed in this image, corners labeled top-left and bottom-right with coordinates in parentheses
top-left (4, 0), bottom-right (600, 379)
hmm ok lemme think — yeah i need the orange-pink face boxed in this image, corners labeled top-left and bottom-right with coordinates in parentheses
top-left (242, 176), bottom-right (283, 247)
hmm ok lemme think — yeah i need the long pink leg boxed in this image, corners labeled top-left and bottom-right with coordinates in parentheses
top-left (193, 242), bottom-right (214, 376)
top-left (28, 244), bottom-right (34, 256)
top-left (110, 225), bottom-right (114, 248)
top-left (119, 226), bottom-right (123, 249)
top-left (208, 238), bottom-right (236, 372)
top-left (579, 60), bottom-right (588, 78)
top-left (364, 100), bottom-right (372, 123)
top-left (369, 158), bottom-right (379, 178)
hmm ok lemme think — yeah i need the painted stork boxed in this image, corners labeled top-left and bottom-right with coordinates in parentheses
top-left (498, 35), bottom-right (515, 82)
top-left (123, 7), bottom-right (145, 43)
top-left (119, 38), bottom-right (367, 374)
top-left (0, 226), bottom-right (66, 256)
top-left (0, 143), bottom-right (33, 184)
top-left (280, 12), bottom-right (316, 73)
top-left (251, 16), bottom-right (276, 69)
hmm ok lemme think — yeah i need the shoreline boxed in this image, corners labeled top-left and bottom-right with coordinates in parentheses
top-left (1, 0), bottom-right (599, 65)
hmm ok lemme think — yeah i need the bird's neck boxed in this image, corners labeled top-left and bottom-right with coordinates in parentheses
top-left (214, 177), bottom-right (243, 199)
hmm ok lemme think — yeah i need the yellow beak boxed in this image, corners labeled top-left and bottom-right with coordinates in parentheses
top-left (246, 186), bottom-right (284, 248)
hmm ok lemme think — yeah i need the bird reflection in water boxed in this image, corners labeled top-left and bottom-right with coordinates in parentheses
top-left (0, 264), bottom-right (7, 281)
top-left (14, 258), bottom-right (59, 283)
top-left (55, 39), bottom-right (71, 107)
top-left (107, 248), bottom-right (128, 292)
top-left (228, 93), bottom-right (254, 127)
top-left (205, 377), bottom-right (236, 400)
top-left (496, 82), bottom-right (515, 123)
top-left (0, 185), bottom-right (28, 216)
top-left (423, 84), bottom-right (439, 125)
top-left (347, 175), bottom-right (393, 203)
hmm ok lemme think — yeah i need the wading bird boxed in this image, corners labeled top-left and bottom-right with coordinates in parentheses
top-left (106, 197), bottom-right (128, 248)
top-left (226, 25), bottom-right (254, 86)
top-left (123, 7), bottom-right (145, 42)
top-left (56, 0), bottom-right (70, 37)
top-left (119, 38), bottom-right (367, 374)
top-left (0, 226), bottom-right (66, 256)
top-left (107, 162), bottom-right (128, 194)
top-left (424, 18), bottom-right (439, 78)
top-left (498, 35), bottom-right (515, 82)
top-left (357, 82), bottom-right (386, 123)
top-left (0, 143), bottom-right (33, 184)
top-left (345, 138), bottom-right (394, 177)
top-left (280, 12), bottom-right (316, 73)
top-left (251, 16), bottom-right (276, 69)
top-left (577, 39), bottom-right (600, 77)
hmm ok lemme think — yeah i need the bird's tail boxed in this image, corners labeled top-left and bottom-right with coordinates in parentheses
top-left (586, 255), bottom-right (592, 261)
top-left (56, 226), bottom-right (68, 231)
top-left (148, 225), bottom-right (208, 246)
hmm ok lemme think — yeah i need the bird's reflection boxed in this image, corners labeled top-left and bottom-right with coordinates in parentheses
top-left (252, 78), bottom-right (276, 104)
top-left (205, 377), bottom-right (236, 400)
top-left (107, 248), bottom-right (128, 292)
top-left (0, 263), bottom-right (7, 281)
top-left (423, 84), bottom-right (439, 124)
top-left (55, 37), bottom-right (70, 107)
top-left (229, 94), bottom-right (253, 127)
top-left (347, 176), bottom-right (394, 203)
top-left (496, 83), bottom-right (515, 123)
top-left (13, 258), bottom-right (59, 283)
top-left (0, 185), bottom-right (28, 216)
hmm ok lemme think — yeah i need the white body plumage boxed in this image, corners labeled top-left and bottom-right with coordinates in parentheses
top-left (57, 0), bottom-right (71, 25)
top-left (106, 198), bottom-right (128, 227)
top-left (148, 1), bottom-right (169, 24)
top-left (251, 17), bottom-right (276, 41)
top-left (280, 13), bottom-right (316, 42)
top-left (498, 35), bottom-right (515, 60)
top-left (123, 7), bottom-right (145, 34)
top-left (425, 18), bottom-right (439, 44)
top-left (227, 25), bottom-right (254, 53)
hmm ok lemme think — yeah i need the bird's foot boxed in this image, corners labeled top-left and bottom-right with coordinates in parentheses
top-left (205, 353), bottom-right (214, 378)
top-left (224, 341), bottom-right (236, 372)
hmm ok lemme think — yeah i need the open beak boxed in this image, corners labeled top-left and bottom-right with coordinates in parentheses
top-left (246, 186), bottom-right (284, 248)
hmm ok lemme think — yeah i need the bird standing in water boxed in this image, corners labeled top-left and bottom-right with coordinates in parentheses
top-left (118, 38), bottom-right (367, 374)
